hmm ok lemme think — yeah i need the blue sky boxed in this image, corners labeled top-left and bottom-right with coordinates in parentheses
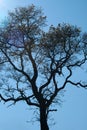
top-left (0, 0), bottom-right (87, 130)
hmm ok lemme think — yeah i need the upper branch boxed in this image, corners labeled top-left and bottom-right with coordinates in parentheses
top-left (1, 49), bottom-right (31, 82)
top-left (58, 66), bottom-right (72, 91)
top-left (39, 70), bottom-right (54, 94)
top-left (67, 80), bottom-right (87, 88)
top-left (46, 74), bottom-right (59, 107)
top-left (27, 42), bottom-right (38, 82)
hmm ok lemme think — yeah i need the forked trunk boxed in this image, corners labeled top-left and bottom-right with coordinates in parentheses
top-left (40, 107), bottom-right (49, 130)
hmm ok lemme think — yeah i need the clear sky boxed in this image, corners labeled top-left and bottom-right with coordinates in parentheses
top-left (0, 0), bottom-right (87, 130)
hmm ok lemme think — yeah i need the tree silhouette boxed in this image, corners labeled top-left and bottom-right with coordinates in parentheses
top-left (0, 5), bottom-right (87, 130)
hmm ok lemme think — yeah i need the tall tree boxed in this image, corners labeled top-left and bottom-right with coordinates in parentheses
top-left (0, 5), bottom-right (87, 130)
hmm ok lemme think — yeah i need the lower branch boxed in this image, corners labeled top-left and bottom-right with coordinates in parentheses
top-left (0, 94), bottom-right (40, 107)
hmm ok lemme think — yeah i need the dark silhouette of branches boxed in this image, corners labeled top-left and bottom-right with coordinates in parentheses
top-left (0, 5), bottom-right (87, 130)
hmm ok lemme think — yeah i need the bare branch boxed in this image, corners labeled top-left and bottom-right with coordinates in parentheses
top-left (67, 80), bottom-right (87, 88)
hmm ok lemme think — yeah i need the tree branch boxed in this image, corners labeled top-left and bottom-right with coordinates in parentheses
top-left (0, 93), bottom-right (40, 107)
top-left (1, 49), bottom-right (31, 83)
top-left (67, 80), bottom-right (87, 88)
top-left (58, 66), bottom-right (72, 91)
top-left (27, 39), bottom-right (38, 82)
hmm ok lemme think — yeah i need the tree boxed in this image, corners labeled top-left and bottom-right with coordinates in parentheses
top-left (0, 5), bottom-right (87, 130)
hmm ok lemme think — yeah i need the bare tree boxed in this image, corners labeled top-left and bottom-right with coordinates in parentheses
top-left (0, 5), bottom-right (87, 130)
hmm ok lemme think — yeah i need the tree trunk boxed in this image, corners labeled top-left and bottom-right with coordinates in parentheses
top-left (40, 107), bottom-right (49, 130)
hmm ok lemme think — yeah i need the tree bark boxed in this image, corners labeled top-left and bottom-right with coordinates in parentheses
top-left (40, 107), bottom-right (49, 130)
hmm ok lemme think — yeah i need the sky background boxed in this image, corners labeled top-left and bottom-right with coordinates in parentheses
top-left (0, 0), bottom-right (87, 130)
